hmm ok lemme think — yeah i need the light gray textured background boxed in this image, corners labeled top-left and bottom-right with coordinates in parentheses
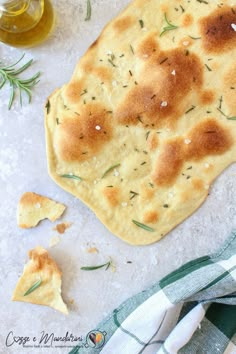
top-left (0, 0), bottom-right (235, 353)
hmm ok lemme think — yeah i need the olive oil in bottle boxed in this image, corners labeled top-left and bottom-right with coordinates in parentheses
top-left (0, 0), bottom-right (54, 47)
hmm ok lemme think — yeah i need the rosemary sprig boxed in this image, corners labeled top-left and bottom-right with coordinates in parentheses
top-left (81, 260), bottom-right (112, 271)
top-left (24, 279), bottom-right (42, 296)
top-left (85, 0), bottom-right (91, 21)
top-left (132, 220), bottom-right (155, 232)
top-left (160, 13), bottom-right (178, 37)
top-left (102, 163), bottom-right (120, 178)
top-left (60, 174), bottom-right (83, 181)
top-left (0, 53), bottom-right (40, 110)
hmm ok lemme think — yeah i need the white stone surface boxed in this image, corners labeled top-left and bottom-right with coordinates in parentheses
top-left (0, 0), bottom-right (235, 353)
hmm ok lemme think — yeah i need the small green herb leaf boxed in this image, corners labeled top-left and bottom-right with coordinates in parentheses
top-left (189, 35), bottom-right (201, 40)
top-left (205, 64), bottom-right (212, 72)
top-left (132, 220), bottom-right (155, 232)
top-left (81, 260), bottom-right (112, 271)
top-left (102, 163), bottom-right (120, 178)
top-left (85, 0), bottom-right (91, 21)
top-left (24, 279), bottom-right (42, 296)
top-left (45, 100), bottom-right (50, 114)
top-left (130, 45), bottom-right (135, 54)
top-left (217, 108), bottom-right (236, 120)
top-left (130, 191), bottom-right (139, 200)
top-left (108, 59), bottom-right (117, 67)
top-left (139, 19), bottom-right (144, 28)
top-left (60, 174), bottom-right (83, 181)
top-left (160, 13), bottom-right (178, 37)
top-left (185, 105), bottom-right (196, 114)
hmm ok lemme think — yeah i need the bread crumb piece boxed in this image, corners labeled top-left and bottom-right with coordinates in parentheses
top-left (53, 222), bottom-right (71, 234)
top-left (49, 235), bottom-right (61, 248)
top-left (87, 247), bottom-right (99, 254)
top-left (17, 192), bottom-right (66, 228)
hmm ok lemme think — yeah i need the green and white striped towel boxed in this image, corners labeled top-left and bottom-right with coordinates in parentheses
top-left (70, 231), bottom-right (236, 354)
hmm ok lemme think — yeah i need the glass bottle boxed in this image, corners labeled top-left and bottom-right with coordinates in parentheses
top-left (0, 0), bottom-right (54, 47)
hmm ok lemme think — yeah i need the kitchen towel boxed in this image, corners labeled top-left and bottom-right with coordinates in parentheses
top-left (70, 231), bottom-right (236, 354)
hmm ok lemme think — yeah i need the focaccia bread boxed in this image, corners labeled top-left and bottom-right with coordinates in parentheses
top-left (17, 192), bottom-right (66, 228)
top-left (45, 0), bottom-right (236, 245)
top-left (12, 246), bottom-right (68, 314)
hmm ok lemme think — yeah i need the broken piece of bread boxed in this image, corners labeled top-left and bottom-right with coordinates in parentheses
top-left (17, 192), bottom-right (66, 228)
top-left (12, 246), bottom-right (68, 314)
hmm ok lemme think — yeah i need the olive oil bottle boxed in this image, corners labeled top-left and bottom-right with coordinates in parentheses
top-left (0, 0), bottom-right (54, 47)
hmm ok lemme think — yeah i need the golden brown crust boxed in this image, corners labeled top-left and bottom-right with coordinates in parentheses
top-left (45, 0), bottom-right (236, 245)
top-left (200, 6), bottom-right (236, 53)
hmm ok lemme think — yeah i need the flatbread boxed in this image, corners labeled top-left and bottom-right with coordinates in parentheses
top-left (45, 0), bottom-right (236, 245)
top-left (12, 246), bottom-right (68, 314)
top-left (17, 192), bottom-right (66, 228)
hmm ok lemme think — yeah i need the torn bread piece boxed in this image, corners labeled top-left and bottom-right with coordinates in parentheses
top-left (17, 192), bottom-right (66, 228)
top-left (12, 246), bottom-right (68, 314)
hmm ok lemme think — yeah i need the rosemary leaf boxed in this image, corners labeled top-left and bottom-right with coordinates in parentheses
top-left (85, 0), bottom-right (92, 21)
top-left (132, 220), bottom-right (155, 232)
top-left (139, 19), bottom-right (144, 28)
top-left (130, 45), bottom-right (135, 54)
top-left (60, 174), bottom-right (83, 181)
top-left (160, 13), bottom-right (178, 37)
top-left (130, 191), bottom-right (139, 200)
top-left (217, 108), bottom-right (236, 120)
top-left (45, 100), bottom-right (50, 114)
top-left (205, 64), bottom-right (212, 72)
top-left (189, 35), bottom-right (201, 40)
top-left (81, 260), bottom-right (112, 271)
top-left (102, 163), bottom-right (120, 178)
top-left (108, 59), bottom-right (117, 67)
top-left (185, 105), bottom-right (196, 114)
top-left (24, 279), bottom-right (42, 296)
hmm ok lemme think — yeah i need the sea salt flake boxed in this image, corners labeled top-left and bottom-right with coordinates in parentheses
top-left (113, 170), bottom-right (120, 177)
top-left (204, 163), bottom-right (210, 168)
top-left (231, 23), bottom-right (236, 31)
top-left (161, 101), bottom-right (168, 107)
top-left (183, 41), bottom-right (189, 46)
top-left (171, 70), bottom-right (176, 76)
top-left (112, 80), bottom-right (118, 87)
top-left (184, 138), bottom-right (192, 144)
top-left (95, 125), bottom-right (101, 130)
top-left (121, 202), bottom-right (128, 207)
top-left (35, 203), bottom-right (41, 209)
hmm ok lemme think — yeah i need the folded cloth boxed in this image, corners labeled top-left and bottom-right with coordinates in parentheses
top-left (70, 231), bottom-right (236, 354)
